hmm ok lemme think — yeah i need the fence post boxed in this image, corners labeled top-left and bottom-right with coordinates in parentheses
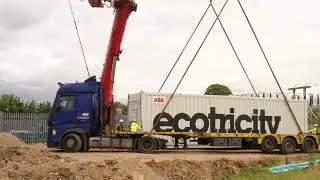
top-left (0, 111), bottom-right (3, 132)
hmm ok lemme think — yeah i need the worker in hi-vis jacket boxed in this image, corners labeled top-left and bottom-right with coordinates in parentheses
top-left (310, 124), bottom-right (319, 134)
top-left (130, 120), bottom-right (142, 132)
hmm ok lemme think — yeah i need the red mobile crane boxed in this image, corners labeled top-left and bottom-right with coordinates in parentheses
top-left (89, 0), bottom-right (137, 126)
top-left (47, 0), bottom-right (320, 153)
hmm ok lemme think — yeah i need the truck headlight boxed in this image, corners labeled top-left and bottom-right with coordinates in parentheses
top-left (52, 129), bottom-right (56, 136)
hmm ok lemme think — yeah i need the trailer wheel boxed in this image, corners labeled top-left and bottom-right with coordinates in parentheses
top-left (261, 136), bottom-right (277, 153)
top-left (138, 136), bottom-right (157, 153)
top-left (302, 137), bottom-right (317, 153)
top-left (280, 138), bottom-right (296, 154)
top-left (62, 133), bottom-right (82, 152)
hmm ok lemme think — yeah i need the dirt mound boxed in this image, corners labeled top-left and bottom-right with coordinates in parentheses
top-left (145, 157), bottom-right (307, 180)
top-left (0, 145), bottom-right (59, 167)
top-left (1, 145), bottom-right (319, 180)
top-left (0, 146), bottom-right (132, 180)
top-left (146, 159), bottom-right (248, 180)
top-left (0, 133), bottom-right (25, 146)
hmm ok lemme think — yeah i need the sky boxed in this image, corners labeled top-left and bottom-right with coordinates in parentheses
top-left (0, 0), bottom-right (320, 103)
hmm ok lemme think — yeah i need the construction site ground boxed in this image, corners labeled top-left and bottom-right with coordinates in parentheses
top-left (1, 133), bottom-right (320, 180)
top-left (56, 148), bottom-right (295, 163)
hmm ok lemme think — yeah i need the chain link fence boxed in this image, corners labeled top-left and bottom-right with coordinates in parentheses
top-left (0, 112), bottom-right (49, 144)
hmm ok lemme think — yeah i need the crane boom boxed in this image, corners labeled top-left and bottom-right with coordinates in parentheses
top-left (89, 0), bottom-right (137, 124)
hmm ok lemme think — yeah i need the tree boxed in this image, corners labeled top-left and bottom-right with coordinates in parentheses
top-left (0, 94), bottom-right (24, 112)
top-left (0, 93), bottom-right (52, 113)
top-left (38, 101), bottom-right (53, 113)
top-left (205, 84), bottom-right (232, 95)
top-left (114, 101), bottom-right (128, 115)
top-left (24, 100), bottom-right (37, 113)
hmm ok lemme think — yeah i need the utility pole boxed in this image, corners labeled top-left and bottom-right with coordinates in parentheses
top-left (288, 85), bottom-right (311, 99)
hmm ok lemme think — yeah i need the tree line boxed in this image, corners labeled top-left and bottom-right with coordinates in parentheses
top-left (0, 94), bottom-right (52, 113)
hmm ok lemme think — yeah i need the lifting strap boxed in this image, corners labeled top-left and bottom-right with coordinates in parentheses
top-left (210, 4), bottom-right (257, 96)
top-left (236, 0), bottom-right (302, 133)
top-left (152, 0), bottom-right (229, 132)
top-left (157, 5), bottom-right (211, 93)
top-left (158, 0), bottom-right (257, 95)
top-left (152, 0), bottom-right (302, 133)
top-left (68, 0), bottom-right (91, 77)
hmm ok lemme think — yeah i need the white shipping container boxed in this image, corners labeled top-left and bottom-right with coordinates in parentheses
top-left (128, 92), bottom-right (308, 145)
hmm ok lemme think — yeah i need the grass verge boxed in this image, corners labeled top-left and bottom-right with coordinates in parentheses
top-left (226, 153), bottom-right (320, 180)
top-left (226, 166), bottom-right (320, 180)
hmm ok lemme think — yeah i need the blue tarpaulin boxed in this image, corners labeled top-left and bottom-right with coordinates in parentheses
top-left (269, 159), bottom-right (320, 174)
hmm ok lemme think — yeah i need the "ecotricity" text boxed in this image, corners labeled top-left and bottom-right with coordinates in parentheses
top-left (153, 107), bottom-right (281, 134)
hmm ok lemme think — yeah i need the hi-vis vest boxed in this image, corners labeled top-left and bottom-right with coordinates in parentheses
top-left (130, 121), bottom-right (142, 132)
top-left (310, 127), bottom-right (317, 134)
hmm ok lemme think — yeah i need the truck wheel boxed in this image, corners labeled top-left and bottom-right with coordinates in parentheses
top-left (261, 136), bottom-right (277, 153)
top-left (280, 138), bottom-right (296, 154)
top-left (62, 133), bottom-right (83, 152)
top-left (138, 136), bottom-right (156, 153)
top-left (302, 137), bottom-right (317, 153)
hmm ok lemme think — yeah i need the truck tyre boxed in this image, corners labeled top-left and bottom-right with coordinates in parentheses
top-left (261, 136), bottom-right (277, 153)
top-left (138, 136), bottom-right (157, 153)
top-left (62, 133), bottom-right (83, 152)
top-left (280, 138), bottom-right (296, 154)
top-left (302, 137), bottom-right (317, 153)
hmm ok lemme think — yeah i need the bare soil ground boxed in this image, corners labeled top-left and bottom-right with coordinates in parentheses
top-left (55, 149), bottom-right (297, 163)
top-left (0, 133), bottom-right (319, 180)
top-left (0, 133), bottom-right (25, 146)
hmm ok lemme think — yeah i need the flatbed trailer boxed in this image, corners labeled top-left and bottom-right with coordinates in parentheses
top-left (85, 130), bottom-right (320, 154)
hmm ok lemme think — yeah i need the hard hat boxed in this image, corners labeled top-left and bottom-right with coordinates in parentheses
top-left (314, 124), bottom-right (318, 127)
top-left (119, 119), bottom-right (124, 123)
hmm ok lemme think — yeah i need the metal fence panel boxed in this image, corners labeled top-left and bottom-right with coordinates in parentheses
top-left (0, 112), bottom-right (49, 144)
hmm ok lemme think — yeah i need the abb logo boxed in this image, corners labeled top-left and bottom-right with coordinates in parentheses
top-left (153, 97), bottom-right (165, 104)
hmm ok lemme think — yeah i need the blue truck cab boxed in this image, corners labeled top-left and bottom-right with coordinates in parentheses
top-left (47, 76), bottom-right (103, 152)
top-left (47, 76), bottom-right (167, 153)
